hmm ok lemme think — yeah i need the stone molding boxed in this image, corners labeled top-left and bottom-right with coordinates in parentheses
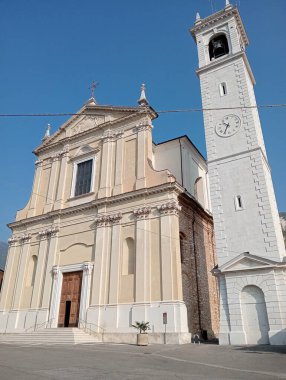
top-left (35, 159), bottom-right (43, 167)
top-left (94, 213), bottom-right (122, 227)
top-left (38, 226), bottom-right (59, 239)
top-left (133, 207), bottom-right (151, 219)
top-left (8, 233), bottom-right (32, 246)
top-left (52, 266), bottom-right (60, 279)
top-left (157, 201), bottom-right (181, 216)
top-left (134, 118), bottom-right (153, 133)
top-left (71, 116), bottom-right (105, 136)
top-left (101, 128), bottom-right (124, 143)
top-left (83, 262), bottom-right (94, 275)
top-left (50, 146), bottom-right (69, 162)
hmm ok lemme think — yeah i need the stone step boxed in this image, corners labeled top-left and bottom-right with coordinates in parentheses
top-left (0, 328), bottom-right (103, 345)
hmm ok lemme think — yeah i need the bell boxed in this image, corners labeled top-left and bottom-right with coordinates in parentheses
top-left (213, 39), bottom-right (225, 58)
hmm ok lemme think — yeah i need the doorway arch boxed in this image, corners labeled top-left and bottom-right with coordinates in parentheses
top-left (241, 285), bottom-right (270, 344)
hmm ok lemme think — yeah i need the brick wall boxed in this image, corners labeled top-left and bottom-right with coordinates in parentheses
top-left (179, 194), bottom-right (219, 339)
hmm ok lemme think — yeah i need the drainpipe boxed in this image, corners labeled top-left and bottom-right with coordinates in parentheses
top-left (192, 216), bottom-right (202, 335)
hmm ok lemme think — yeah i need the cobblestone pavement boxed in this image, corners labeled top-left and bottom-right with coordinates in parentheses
top-left (0, 342), bottom-right (285, 379)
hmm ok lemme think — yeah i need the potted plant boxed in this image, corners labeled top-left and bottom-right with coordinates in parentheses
top-left (132, 321), bottom-right (150, 346)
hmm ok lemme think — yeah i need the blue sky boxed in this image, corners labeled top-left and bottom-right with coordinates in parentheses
top-left (0, 0), bottom-right (285, 241)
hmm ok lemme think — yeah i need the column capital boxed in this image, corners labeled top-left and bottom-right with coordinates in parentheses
top-left (35, 159), bottom-right (43, 167)
top-left (157, 201), bottom-right (181, 216)
top-left (83, 262), bottom-right (94, 275)
top-left (52, 266), bottom-right (60, 279)
top-left (94, 213), bottom-right (122, 227)
top-left (38, 226), bottom-right (59, 239)
top-left (19, 233), bottom-right (32, 244)
top-left (133, 207), bottom-right (151, 219)
top-left (8, 235), bottom-right (18, 246)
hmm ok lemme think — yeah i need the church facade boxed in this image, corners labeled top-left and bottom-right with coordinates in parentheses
top-left (0, 88), bottom-right (218, 343)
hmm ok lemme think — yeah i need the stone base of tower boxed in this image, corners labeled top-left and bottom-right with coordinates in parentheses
top-left (214, 253), bottom-right (286, 346)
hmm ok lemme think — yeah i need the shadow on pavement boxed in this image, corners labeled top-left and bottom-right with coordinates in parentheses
top-left (233, 345), bottom-right (286, 355)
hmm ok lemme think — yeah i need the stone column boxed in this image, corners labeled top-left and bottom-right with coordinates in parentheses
top-left (44, 154), bottom-right (61, 213)
top-left (79, 262), bottom-right (94, 322)
top-left (54, 146), bottom-right (69, 210)
top-left (135, 119), bottom-right (152, 190)
top-left (113, 130), bottom-right (124, 196)
top-left (108, 218), bottom-right (122, 304)
top-left (11, 234), bottom-right (32, 310)
top-left (98, 130), bottom-right (115, 198)
top-left (27, 160), bottom-right (43, 218)
top-left (30, 230), bottom-right (50, 309)
top-left (134, 207), bottom-right (151, 302)
top-left (0, 237), bottom-right (18, 309)
top-left (157, 201), bottom-right (181, 301)
top-left (41, 227), bottom-right (59, 308)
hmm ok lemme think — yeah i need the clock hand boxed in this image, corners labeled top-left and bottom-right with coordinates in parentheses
top-left (223, 123), bottom-right (230, 134)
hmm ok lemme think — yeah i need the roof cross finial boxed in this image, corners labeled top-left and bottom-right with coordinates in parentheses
top-left (89, 80), bottom-right (99, 103)
top-left (138, 83), bottom-right (149, 106)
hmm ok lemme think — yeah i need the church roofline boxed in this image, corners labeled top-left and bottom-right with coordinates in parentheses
top-left (190, 6), bottom-right (249, 47)
top-left (154, 135), bottom-right (206, 163)
top-left (33, 103), bottom-right (158, 155)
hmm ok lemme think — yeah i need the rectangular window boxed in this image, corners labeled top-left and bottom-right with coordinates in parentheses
top-left (235, 195), bottom-right (243, 211)
top-left (219, 82), bottom-right (227, 96)
top-left (74, 159), bottom-right (93, 196)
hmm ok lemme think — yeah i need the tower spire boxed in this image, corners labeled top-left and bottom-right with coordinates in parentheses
top-left (195, 12), bottom-right (201, 25)
top-left (42, 124), bottom-right (51, 141)
top-left (225, 0), bottom-right (232, 9)
top-left (138, 83), bottom-right (149, 106)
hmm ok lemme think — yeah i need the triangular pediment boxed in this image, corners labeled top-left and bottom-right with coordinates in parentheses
top-left (217, 253), bottom-right (280, 273)
top-left (34, 99), bottom-right (157, 154)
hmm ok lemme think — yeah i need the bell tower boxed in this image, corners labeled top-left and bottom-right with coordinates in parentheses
top-left (191, 2), bottom-right (286, 345)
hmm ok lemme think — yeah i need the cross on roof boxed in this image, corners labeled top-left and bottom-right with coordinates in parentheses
top-left (89, 80), bottom-right (99, 100)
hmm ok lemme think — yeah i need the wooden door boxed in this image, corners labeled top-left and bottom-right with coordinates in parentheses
top-left (58, 271), bottom-right (82, 327)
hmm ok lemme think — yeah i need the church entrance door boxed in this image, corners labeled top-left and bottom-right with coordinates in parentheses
top-left (58, 271), bottom-right (82, 328)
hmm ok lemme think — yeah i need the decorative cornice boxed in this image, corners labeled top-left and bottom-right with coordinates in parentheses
top-left (133, 207), bottom-right (151, 219)
top-left (94, 213), bottom-right (122, 227)
top-left (190, 7), bottom-right (248, 47)
top-left (50, 146), bottom-right (70, 162)
top-left (134, 117), bottom-right (153, 133)
top-left (157, 201), bottom-right (181, 216)
top-left (8, 233), bottom-right (32, 245)
top-left (38, 226), bottom-right (59, 239)
top-left (8, 182), bottom-right (184, 229)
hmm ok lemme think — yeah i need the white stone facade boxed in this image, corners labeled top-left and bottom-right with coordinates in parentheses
top-left (0, 97), bottom-right (218, 343)
top-left (191, 4), bottom-right (286, 345)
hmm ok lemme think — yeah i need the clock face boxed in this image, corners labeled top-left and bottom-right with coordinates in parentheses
top-left (215, 114), bottom-right (241, 137)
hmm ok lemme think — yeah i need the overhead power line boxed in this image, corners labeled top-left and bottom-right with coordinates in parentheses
top-left (0, 103), bottom-right (285, 118)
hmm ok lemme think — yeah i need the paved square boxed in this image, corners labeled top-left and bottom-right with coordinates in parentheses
top-left (0, 343), bottom-right (285, 379)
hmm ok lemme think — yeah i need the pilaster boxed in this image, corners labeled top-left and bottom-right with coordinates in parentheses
top-left (108, 221), bottom-right (122, 304)
top-left (134, 207), bottom-right (151, 302)
top-left (44, 155), bottom-right (61, 213)
top-left (113, 131), bottom-right (124, 195)
top-left (0, 237), bottom-right (18, 309)
top-left (157, 202), bottom-right (181, 301)
top-left (11, 234), bottom-right (32, 310)
top-left (41, 227), bottom-right (59, 308)
top-left (54, 146), bottom-right (69, 210)
top-left (98, 130), bottom-right (115, 198)
top-left (30, 228), bottom-right (56, 308)
top-left (27, 160), bottom-right (43, 217)
top-left (135, 120), bottom-right (152, 190)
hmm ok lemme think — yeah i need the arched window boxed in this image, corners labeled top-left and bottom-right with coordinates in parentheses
top-left (122, 238), bottom-right (135, 275)
top-left (194, 177), bottom-right (204, 206)
top-left (26, 255), bottom-right (37, 286)
top-left (209, 34), bottom-right (229, 60)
